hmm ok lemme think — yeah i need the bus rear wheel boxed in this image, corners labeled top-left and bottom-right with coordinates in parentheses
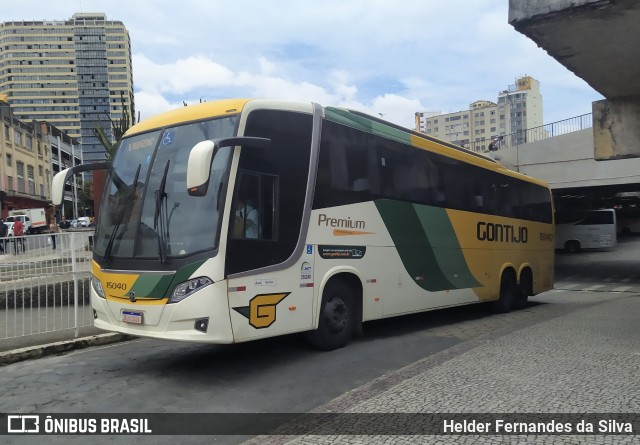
top-left (306, 280), bottom-right (355, 351)
top-left (565, 240), bottom-right (581, 253)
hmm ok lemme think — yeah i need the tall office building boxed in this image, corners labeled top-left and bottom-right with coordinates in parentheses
top-left (416, 76), bottom-right (543, 152)
top-left (0, 13), bottom-right (134, 162)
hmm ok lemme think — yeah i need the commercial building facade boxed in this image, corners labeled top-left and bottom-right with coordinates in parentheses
top-left (0, 12), bottom-right (134, 162)
top-left (0, 97), bottom-right (82, 220)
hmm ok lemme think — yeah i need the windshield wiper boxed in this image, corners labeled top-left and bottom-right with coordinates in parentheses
top-left (154, 160), bottom-right (170, 263)
top-left (103, 164), bottom-right (141, 263)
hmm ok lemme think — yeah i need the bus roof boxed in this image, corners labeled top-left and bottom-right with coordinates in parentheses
top-left (325, 107), bottom-right (551, 189)
top-left (124, 98), bottom-right (549, 189)
top-left (125, 98), bottom-right (251, 136)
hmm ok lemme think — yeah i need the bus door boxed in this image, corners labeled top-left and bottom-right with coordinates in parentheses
top-left (226, 108), bottom-right (316, 341)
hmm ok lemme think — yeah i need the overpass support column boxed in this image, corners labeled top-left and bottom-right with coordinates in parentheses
top-left (594, 96), bottom-right (640, 160)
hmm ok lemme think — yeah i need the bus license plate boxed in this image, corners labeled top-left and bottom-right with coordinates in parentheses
top-left (122, 310), bottom-right (142, 324)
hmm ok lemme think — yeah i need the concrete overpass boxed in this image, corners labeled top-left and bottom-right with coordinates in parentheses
top-left (509, 0), bottom-right (640, 161)
top-left (494, 124), bottom-right (640, 197)
top-left (485, 114), bottom-right (640, 215)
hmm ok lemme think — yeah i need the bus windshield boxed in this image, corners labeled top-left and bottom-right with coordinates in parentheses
top-left (94, 115), bottom-right (238, 261)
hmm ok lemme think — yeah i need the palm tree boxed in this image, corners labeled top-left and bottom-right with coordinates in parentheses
top-left (93, 93), bottom-right (136, 160)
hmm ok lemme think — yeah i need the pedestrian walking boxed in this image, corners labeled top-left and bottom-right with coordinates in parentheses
top-left (0, 219), bottom-right (7, 254)
top-left (13, 219), bottom-right (25, 254)
top-left (49, 218), bottom-right (60, 250)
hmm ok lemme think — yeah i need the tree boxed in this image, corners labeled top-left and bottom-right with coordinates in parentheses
top-left (91, 93), bottom-right (136, 218)
top-left (77, 181), bottom-right (93, 217)
top-left (93, 92), bottom-right (136, 160)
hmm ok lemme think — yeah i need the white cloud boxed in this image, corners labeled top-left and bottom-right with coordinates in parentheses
top-left (5, 0), bottom-right (603, 129)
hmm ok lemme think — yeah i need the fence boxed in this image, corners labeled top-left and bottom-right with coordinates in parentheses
top-left (0, 230), bottom-right (94, 342)
top-left (466, 113), bottom-right (593, 154)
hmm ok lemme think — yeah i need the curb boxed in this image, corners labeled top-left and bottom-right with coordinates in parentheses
top-left (0, 333), bottom-right (136, 367)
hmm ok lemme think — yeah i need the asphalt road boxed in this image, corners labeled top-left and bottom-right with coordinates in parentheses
top-left (2, 237), bottom-right (639, 444)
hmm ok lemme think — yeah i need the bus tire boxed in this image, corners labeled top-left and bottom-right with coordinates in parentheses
top-left (565, 240), bottom-right (580, 253)
top-left (306, 280), bottom-right (355, 351)
top-left (514, 269), bottom-right (532, 310)
top-left (491, 271), bottom-right (516, 313)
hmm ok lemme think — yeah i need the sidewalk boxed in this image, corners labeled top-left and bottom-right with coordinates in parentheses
top-left (244, 290), bottom-right (640, 443)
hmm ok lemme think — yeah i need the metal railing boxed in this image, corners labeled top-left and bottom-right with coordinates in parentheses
top-left (0, 230), bottom-right (94, 341)
top-left (466, 113), bottom-right (593, 154)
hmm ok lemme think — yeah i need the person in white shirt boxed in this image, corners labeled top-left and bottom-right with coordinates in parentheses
top-left (234, 195), bottom-right (259, 239)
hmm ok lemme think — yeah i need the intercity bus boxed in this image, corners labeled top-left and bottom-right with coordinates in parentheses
top-left (53, 99), bottom-right (555, 350)
top-left (555, 209), bottom-right (617, 252)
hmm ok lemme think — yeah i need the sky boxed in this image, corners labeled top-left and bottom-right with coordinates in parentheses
top-left (5, 0), bottom-right (603, 129)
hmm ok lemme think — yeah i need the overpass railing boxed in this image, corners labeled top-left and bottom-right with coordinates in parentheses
top-left (466, 113), bottom-right (593, 154)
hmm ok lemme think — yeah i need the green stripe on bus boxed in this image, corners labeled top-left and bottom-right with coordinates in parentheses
top-left (413, 205), bottom-right (480, 289)
top-left (162, 259), bottom-right (208, 298)
top-left (127, 273), bottom-right (174, 299)
top-left (127, 259), bottom-right (208, 299)
top-left (325, 108), bottom-right (411, 145)
top-left (375, 200), bottom-right (480, 291)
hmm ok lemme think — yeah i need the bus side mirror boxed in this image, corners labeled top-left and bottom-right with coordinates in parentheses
top-left (187, 137), bottom-right (270, 196)
top-left (51, 162), bottom-right (111, 205)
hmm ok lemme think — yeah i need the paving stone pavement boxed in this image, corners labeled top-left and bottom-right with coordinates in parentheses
top-left (243, 291), bottom-right (640, 445)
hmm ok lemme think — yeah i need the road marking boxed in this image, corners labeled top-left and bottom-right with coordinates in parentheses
top-left (556, 283), bottom-right (579, 289)
top-left (612, 286), bottom-right (632, 292)
top-left (582, 284), bottom-right (605, 291)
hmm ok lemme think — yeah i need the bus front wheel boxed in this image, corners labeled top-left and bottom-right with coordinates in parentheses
top-left (306, 280), bottom-right (355, 351)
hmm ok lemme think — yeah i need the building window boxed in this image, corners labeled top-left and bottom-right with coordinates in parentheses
top-left (13, 131), bottom-right (22, 146)
top-left (39, 165), bottom-right (43, 176)
top-left (6, 153), bottom-right (12, 167)
top-left (7, 176), bottom-right (13, 191)
top-left (3, 125), bottom-right (9, 140)
top-left (16, 161), bottom-right (25, 193)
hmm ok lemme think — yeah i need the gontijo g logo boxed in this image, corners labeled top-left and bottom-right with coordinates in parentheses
top-left (233, 293), bottom-right (291, 329)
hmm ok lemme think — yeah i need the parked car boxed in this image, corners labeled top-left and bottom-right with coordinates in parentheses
top-left (77, 216), bottom-right (91, 227)
top-left (3, 221), bottom-right (14, 237)
top-left (68, 219), bottom-right (79, 228)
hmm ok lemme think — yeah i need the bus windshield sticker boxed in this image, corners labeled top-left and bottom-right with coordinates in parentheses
top-left (162, 130), bottom-right (175, 145)
top-left (318, 246), bottom-right (366, 259)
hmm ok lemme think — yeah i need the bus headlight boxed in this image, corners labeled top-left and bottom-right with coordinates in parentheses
top-left (92, 276), bottom-right (106, 299)
top-left (170, 277), bottom-right (213, 304)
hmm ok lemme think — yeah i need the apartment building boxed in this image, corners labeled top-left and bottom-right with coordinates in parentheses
top-left (0, 12), bottom-right (134, 162)
top-left (416, 76), bottom-right (543, 152)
